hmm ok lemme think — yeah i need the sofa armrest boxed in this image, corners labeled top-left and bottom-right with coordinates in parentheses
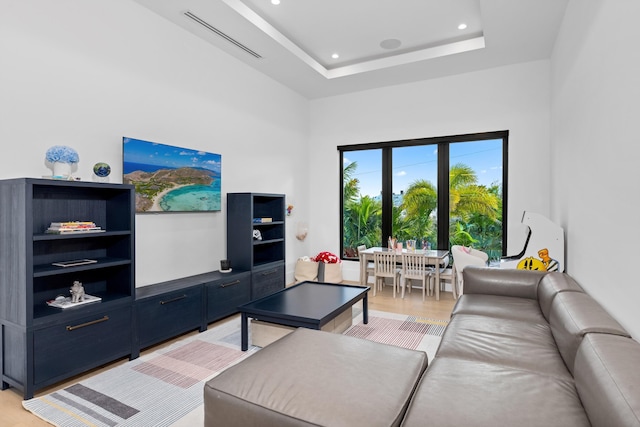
top-left (574, 334), bottom-right (640, 427)
top-left (463, 267), bottom-right (546, 299)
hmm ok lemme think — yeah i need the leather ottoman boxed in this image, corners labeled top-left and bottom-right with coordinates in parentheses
top-left (204, 328), bottom-right (427, 427)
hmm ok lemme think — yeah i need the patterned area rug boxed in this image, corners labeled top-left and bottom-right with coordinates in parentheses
top-left (346, 310), bottom-right (448, 360)
top-left (23, 310), bottom-right (447, 427)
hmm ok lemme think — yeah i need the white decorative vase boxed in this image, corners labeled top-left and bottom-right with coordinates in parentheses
top-left (52, 162), bottom-right (72, 179)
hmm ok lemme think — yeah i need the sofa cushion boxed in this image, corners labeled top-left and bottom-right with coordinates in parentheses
top-left (204, 328), bottom-right (428, 427)
top-left (574, 334), bottom-right (640, 427)
top-left (537, 272), bottom-right (584, 321)
top-left (463, 267), bottom-right (545, 299)
top-left (401, 357), bottom-right (590, 427)
top-left (451, 294), bottom-right (546, 324)
top-left (549, 292), bottom-right (630, 374)
top-left (436, 314), bottom-right (572, 379)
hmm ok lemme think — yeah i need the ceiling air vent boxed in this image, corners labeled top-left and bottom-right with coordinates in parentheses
top-left (184, 11), bottom-right (262, 59)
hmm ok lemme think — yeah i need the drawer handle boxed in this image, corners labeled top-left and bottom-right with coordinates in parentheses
top-left (220, 280), bottom-right (241, 288)
top-left (160, 295), bottom-right (187, 305)
top-left (66, 315), bottom-right (109, 331)
top-left (261, 269), bottom-right (278, 276)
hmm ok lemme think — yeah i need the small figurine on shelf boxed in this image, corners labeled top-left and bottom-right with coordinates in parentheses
top-left (70, 281), bottom-right (85, 303)
top-left (253, 229), bottom-right (263, 241)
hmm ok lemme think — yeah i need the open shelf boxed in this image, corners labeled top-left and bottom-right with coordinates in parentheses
top-left (34, 257), bottom-right (132, 277)
top-left (33, 230), bottom-right (131, 241)
top-left (33, 293), bottom-right (132, 323)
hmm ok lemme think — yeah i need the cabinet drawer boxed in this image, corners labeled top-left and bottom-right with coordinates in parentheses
top-left (33, 305), bottom-right (132, 386)
top-left (136, 286), bottom-right (202, 349)
top-left (206, 272), bottom-right (250, 323)
top-left (252, 264), bottom-right (285, 300)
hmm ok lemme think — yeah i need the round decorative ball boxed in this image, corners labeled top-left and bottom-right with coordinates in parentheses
top-left (93, 162), bottom-right (111, 178)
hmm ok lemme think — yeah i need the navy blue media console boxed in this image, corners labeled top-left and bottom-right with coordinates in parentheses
top-left (0, 180), bottom-right (283, 399)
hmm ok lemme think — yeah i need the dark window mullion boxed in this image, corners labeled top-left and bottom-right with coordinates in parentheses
top-left (339, 151), bottom-right (346, 256)
top-left (502, 138), bottom-right (509, 255)
top-left (381, 147), bottom-right (393, 244)
top-left (437, 142), bottom-right (450, 250)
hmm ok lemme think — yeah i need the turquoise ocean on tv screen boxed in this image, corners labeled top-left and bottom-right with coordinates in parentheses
top-left (159, 180), bottom-right (221, 211)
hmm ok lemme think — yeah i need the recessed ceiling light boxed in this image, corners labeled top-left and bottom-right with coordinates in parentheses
top-left (271, 0), bottom-right (280, 5)
top-left (380, 39), bottom-right (402, 50)
top-left (331, 53), bottom-right (340, 59)
top-left (458, 23), bottom-right (467, 30)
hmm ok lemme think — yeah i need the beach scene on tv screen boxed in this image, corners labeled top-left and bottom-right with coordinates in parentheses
top-left (123, 137), bottom-right (221, 212)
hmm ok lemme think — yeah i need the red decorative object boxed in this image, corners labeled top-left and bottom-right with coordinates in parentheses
top-left (313, 251), bottom-right (341, 264)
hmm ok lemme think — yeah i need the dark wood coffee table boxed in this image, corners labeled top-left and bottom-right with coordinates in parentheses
top-left (238, 281), bottom-right (369, 351)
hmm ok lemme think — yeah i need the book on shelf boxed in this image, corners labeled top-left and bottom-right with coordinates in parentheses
top-left (252, 217), bottom-right (273, 223)
top-left (45, 228), bottom-right (104, 234)
top-left (52, 259), bottom-right (98, 267)
top-left (46, 294), bottom-right (102, 309)
top-left (49, 221), bottom-right (96, 227)
top-left (45, 221), bottom-right (103, 234)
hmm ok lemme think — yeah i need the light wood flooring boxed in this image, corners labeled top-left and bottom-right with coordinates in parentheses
top-left (1, 285), bottom-right (456, 426)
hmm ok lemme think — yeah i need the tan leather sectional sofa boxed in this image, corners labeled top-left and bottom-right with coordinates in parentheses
top-left (204, 268), bottom-right (640, 426)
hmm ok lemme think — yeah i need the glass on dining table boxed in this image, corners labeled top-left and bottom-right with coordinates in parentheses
top-left (388, 236), bottom-right (397, 250)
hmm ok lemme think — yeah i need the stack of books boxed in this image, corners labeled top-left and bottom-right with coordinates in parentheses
top-left (45, 221), bottom-right (104, 234)
top-left (252, 217), bottom-right (273, 223)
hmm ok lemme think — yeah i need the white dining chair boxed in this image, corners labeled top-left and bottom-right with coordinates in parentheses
top-left (357, 245), bottom-right (374, 285)
top-left (428, 255), bottom-right (450, 297)
top-left (451, 245), bottom-right (488, 295)
top-left (401, 253), bottom-right (431, 301)
top-left (373, 251), bottom-right (401, 298)
top-left (435, 264), bottom-right (457, 298)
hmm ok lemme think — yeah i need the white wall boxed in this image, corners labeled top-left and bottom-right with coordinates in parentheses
top-left (0, 0), bottom-right (310, 286)
top-left (551, 0), bottom-right (640, 338)
top-left (309, 61), bottom-right (552, 281)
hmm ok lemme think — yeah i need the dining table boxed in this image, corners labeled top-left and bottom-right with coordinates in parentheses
top-left (359, 247), bottom-right (451, 300)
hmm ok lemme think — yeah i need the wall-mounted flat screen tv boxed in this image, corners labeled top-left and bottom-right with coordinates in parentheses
top-left (123, 137), bottom-right (221, 213)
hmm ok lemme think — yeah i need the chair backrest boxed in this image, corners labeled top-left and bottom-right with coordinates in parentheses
top-left (374, 252), bottom-right (398, 276)
top-left (469, 247), bottom-right (489, 262)
top-left (451, 245), bottom-right (488, 283)
top-left (402, 253), bottom-right (429, 279)
top-left (356, 245), bottom-right (367, 255)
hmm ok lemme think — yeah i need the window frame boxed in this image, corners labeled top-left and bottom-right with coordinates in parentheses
top-left (338, 130), bottom-right (509, 259)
